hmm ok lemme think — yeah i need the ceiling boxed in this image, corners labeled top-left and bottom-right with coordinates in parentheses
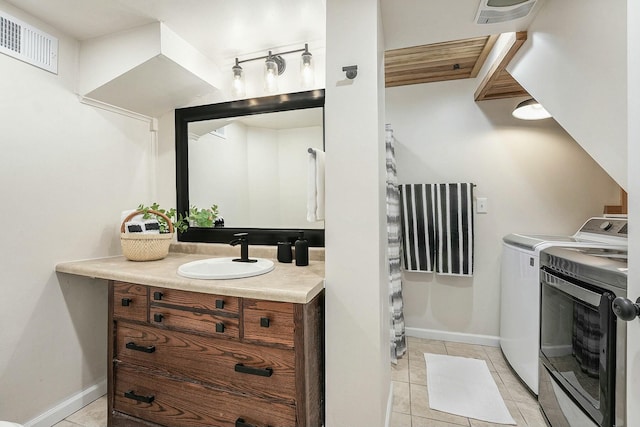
top-left (5, 0), bottom-right (540, 66)
top-left (3, 0), bottom-right (538, 102)
top-left (3, 0), bottom-right (326, 65)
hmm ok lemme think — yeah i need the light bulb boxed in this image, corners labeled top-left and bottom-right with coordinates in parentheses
top-left (512, 98), bottom-right (551, 120)
top-left (300, 44), bottom-right (314, 88)
top-left (264, 54), bottom-right (279, 93)
top-left (232, 75), bottom-right (245, 98)
top-left (231, 59), bottom-right (245, 98)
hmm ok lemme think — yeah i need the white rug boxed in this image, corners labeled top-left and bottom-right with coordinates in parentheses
top-left (425, 353), bottom-right (516, 425)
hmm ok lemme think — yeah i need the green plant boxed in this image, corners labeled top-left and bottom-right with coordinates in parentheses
top-left (137, 203), bottom-right (189, 233)
top-left (188, 204), bottom-right (219, 228)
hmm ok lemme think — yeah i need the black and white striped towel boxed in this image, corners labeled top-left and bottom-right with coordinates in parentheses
top-left (399, 183), bottom-right (474, 276)
top-left (399, 184), bottom-right (436, 273)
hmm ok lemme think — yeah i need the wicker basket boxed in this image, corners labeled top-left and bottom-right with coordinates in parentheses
top-left (120, 209), bottom-right (174, 261)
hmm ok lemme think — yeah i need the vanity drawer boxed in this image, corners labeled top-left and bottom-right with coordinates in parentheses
top-left (149, 287), bottom-right (239, 315)
top-left (114, 363), bottom-right (297, 427)
top-left (243, 300), bottom-right (295, 348)
top-left (112, 282), bottom-right (148, 322)
top-left (116, 323), bottom-right (296, 402)
top-left (150, 306), bottom-right (240, 338)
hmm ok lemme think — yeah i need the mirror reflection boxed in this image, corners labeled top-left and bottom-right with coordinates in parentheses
top-left (175, 90), bottom-right (325, 246)
top-left (187, 108), bottom-right (324, 229)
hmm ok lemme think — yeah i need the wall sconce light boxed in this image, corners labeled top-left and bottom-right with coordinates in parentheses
top-left (232, 43), bottom-right (314, 97)
top-left (342, 65), bottom-right (358, 79)
top-left (512, 98), bottom-right (552, 120)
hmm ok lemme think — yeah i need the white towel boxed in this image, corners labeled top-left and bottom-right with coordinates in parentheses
top-left (307, 148), bottom-right (325, 222)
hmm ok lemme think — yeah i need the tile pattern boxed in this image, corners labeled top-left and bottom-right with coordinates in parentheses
top-left (53, 338), bottom-right (545, 427)
top-left (391, 337), bottom-right (547, 427)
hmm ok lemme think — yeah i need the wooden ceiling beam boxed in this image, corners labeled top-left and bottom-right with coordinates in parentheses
top-left (474, 31), bottom-right (528, 101)
top-left (470, 34), bottom-right (498, 78)
top-left (384, 35), bottom-right (494, 88)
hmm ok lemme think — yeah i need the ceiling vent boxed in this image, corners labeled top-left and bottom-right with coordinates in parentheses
top-left (0, 11), bottom-right (58, 74)
top-left (475, 0), bottom-right (537, 24)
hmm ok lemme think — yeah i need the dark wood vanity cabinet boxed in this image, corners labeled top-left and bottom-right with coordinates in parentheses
top-left (107, 281), bottom-right (324, 427)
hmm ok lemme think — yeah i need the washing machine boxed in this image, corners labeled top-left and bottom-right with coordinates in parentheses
top-left (499, 217), bottom-right (628, 395)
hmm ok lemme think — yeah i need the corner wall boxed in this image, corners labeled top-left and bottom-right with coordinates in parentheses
top-left (0, 1), bottom-right (153, 423)
top-left (324, 0), bottom-right (390, 425)
top-left (386, 79), bottom-right (620, 339)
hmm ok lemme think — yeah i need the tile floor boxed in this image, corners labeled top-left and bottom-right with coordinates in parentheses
top-left (52, 337), bottom-right (546, 427)
top-left (52, 395), bottom-right (107, 427)
top-left (391, 337), bottom-right (547, 427)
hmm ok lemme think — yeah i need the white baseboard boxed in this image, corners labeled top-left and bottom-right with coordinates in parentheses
top-left (24, 378), bottom-right (107, 427)
top-left (385, 381), bottom-right (394, 427)
top-left (406, 327), bottom-right (500, 347)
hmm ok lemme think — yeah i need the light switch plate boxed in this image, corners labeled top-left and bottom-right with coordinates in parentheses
top-left (476, 197), bottom-right (488, 214)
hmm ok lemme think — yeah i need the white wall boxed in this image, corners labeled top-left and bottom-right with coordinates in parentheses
top-left (510, 0), bottom-right (627, 189)
top-left (0, 1), bottom-right (153, 423)
top-left (324, 0), bottom-right (390, 426)
top-left (386, 79), bottom-right (620, 339)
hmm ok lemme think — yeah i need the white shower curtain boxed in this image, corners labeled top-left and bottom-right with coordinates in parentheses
top-left (386, 124), bottom-right (406, 363)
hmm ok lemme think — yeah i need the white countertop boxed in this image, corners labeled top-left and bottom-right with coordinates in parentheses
top-left (55, 244), bottom-right (325, 304)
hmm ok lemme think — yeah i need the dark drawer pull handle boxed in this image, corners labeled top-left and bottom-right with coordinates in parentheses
top-left (260, 317), bottom-right (270, 328)
top-left (235, 419), bottom-right (253, 427)
top-left (153, 313), bottom-right (164, 323)
top-left (216, 322), bottom-right (225, 333)
top-left (215, 299), bottom-right (225, 309)
top-left (236, 418), bottom-right (271, 427)
top-left (153, 291), bottom-right (163, 300)
top-left (126, 342), bottom-right (156, 353)
top-left (235, 364), bottom-right (273, 377)
top-left (124, 390), bottom-right (154, 404)
top-left (121, 298), bottom-right (132, 306)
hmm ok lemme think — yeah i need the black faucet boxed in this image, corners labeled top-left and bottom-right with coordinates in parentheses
top-left (229, 232), bottom-right (258, 263)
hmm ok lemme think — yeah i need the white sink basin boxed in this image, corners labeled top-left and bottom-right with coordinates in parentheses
top-left (177, 257), bottom-right (275, 280)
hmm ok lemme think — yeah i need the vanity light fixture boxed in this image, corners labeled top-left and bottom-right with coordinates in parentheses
top-left (231, 43), bottom-right (314, 97)
top-left (512, 98), bottom-right (552, 120)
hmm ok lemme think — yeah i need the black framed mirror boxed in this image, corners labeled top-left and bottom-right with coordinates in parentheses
top-left (175, 89), bottom-right (325, 246)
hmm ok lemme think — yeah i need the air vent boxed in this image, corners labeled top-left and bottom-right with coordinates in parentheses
top-left (475, 0), bottom-right (537, 24)
top-left (0, 11), bottom-right (58, 74)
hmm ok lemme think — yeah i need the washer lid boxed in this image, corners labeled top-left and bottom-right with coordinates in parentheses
top-left (503, 233), bottom-right (580, 251)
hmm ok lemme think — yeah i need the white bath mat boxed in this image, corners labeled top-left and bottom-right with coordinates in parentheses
top-left (425, 353), bottom-right (516, 425)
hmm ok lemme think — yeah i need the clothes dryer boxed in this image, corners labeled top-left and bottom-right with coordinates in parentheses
top-left (499, 217), bottom-right (628, 395)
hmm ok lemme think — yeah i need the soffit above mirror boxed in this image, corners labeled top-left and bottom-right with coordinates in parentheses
top-left (78, 22), bottom-right (220, 117)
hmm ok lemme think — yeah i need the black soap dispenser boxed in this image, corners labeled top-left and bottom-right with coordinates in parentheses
top-left (295, 232), bottom-right (309, 266)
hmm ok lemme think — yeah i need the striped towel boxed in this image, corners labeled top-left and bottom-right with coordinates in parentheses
top-left (399, 184), bottom-right (436, 272)
top-left (399, 183), bottom-right (474, 276)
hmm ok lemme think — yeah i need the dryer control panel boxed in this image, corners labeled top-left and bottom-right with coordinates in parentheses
top-left (579, 217), bottom-right (628, 237)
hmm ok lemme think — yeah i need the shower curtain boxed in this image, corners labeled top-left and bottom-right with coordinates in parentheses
top-left (386, 124), bottom-right (406, 363)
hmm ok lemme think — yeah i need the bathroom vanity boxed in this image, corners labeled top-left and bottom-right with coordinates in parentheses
top-left (56, 246), bottom-right (324, 427)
